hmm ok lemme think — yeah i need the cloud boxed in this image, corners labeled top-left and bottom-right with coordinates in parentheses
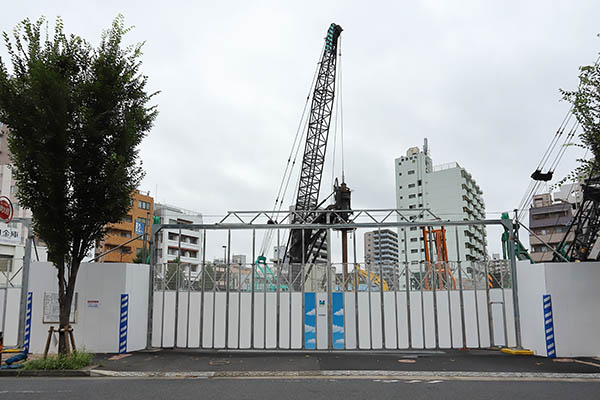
top-left (307, 338), bottom-right (315, 344)
top-left (305, 308), bottom-right (315, 316)
top-left (332, 324), bottom-right (344, 333)
top-left (304, 325), bottom-right (315, 333)
top-left (333, 309), bottom-right (344, 317)
top-left (335, 338), bottom-right (345, 344)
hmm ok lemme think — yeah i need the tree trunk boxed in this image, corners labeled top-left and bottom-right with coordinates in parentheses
top-left (57, 258), bottom-right (81, 355)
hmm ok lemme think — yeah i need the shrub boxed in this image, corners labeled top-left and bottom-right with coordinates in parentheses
top-left (22, 351), bottom-right (94, 370)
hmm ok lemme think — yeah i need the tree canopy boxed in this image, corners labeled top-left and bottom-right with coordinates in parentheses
top-left (561, 52), bottom-right (600, 180)
top-left (0, 16), bottom-right (158, 353)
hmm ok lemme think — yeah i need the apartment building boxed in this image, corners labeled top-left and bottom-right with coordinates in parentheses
top-left (364, 229), bottom-right (399, 282)
top-left (154, 203), bottom-right (203, 273)
top-left (395, 143), bottom-right (487, 271)
top-left (528, 191), bottom-right (576, 262)
top-left (96, 190), bottom-right (154, 263)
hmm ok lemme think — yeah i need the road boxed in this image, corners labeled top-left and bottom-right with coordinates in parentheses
top-left (0, 377), bottom-right (599, 400)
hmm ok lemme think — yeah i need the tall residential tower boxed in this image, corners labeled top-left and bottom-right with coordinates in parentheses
top-left (395, 143), bottom-right (487, 271)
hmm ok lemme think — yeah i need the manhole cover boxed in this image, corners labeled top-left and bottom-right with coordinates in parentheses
top-left (209, 359), bottom-right (231, 366)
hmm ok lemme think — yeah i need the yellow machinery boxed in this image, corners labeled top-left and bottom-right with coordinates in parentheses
top-left (353, 264), bottom-right (389, 291)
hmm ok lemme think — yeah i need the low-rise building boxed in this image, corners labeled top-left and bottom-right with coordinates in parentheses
top-left (96, 190), bottom-right (154, 263)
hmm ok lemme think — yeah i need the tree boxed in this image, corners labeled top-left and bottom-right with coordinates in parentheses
top-left (0, 16), bottom-right (157, 354)
top-left (561, 51), bottom-right (600, 181)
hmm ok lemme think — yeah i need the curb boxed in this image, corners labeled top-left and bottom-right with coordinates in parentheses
top-left (0, 369), bottom-right (91, 377)
top-left (89, 369), bottom-right (600, 381)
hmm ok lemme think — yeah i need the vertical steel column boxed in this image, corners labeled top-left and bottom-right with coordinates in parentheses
top-left (200, 230), bottom-right (206, 348)
top-left (225, 230), bottom-right (231, 348)
top-left (394, 258), bottom-right (399, 349)
top-left (250, 230), bottom-right (256, 349)
top-left (508, 214), bottom-right (523, 349)
top-left (301, 231), bottom-right (305, 349)
top-left (174, 229), bottom-right (181, 347)
top-left (473, 260), bottom-right (481, 348)
top-left (367, 249), bottom-right (373, 350)
top-left (211, 245), bottom-right (217, 349)
top-left (429, 228), bottom-right (439, 349)
top-left (403, 228), bottom-right (412, 349)
top-left (326, 228), bottom-right (333, 350)
top-left (288, 256), bottom-right (292, 349)
top-left (455, 227), bottom-right (467, 348)
top-left (501, 267), bottom-right (509, 346)
top-left (160, 262), bottom-right (166, 348)
top-left (186, 262), bottom-right (191, 348)
top-left (445, 254), bottom-right (453, 349)
top-left (237, 254), bottom-right (242, 349)
top-left (146, 229), bottom-right (157, 349)
top-left (353, 231), bottom-right (359, 349)
top-left (276, 229), bottom-right (281, 349)
top-left (275, 229), bottom-right (282, 349)
top-left (378, 227), bottom-right (386, 349)
top-left (17, 230), bottom-right (32, 348)
top-left (419, 255), bottom-right (425, 348)
top-left (263, 238), bottom-right (267, 349)
top-left (484, 260), bottom-right (494, 347)
top-left (174, 264), bottom-right (181, 347)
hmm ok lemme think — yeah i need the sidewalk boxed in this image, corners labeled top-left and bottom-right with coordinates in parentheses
top-left (92, 348), bottom-right (600, 376)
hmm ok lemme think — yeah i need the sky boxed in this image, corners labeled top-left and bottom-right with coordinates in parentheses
top-left (1, 1), bottom-right (598, 259)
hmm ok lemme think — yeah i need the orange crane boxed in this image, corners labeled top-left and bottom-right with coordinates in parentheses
top-left (422, 227), bottom-right (456, 290)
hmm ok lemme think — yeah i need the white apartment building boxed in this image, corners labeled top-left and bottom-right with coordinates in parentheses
top-left (364, 229), bottom-right (399, 283)
top-left (154, 203), bottom-right (203, 275)
top-left (395, 145), bottom-right (487, 271)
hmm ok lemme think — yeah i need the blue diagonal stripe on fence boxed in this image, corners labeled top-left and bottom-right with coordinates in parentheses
top-left (542, 294), bottom-right (556, 358)
top-left (24, 292), bottom-right (32, 353)
top-left (119, 294), bottom-right (129, 354)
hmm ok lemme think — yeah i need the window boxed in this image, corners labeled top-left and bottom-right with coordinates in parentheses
top-left (398, 172), bottom-right (402, 176)
top-left (418, 204), bottom-right (423, 207)
top-left (408, 183), bottom-right (415, 188)
top-left (410, 227), bottom-right (417, 231)
top-left (399, 196), bottom-right (403, 200)
top-left (418, 193), bottom-right (422, 197)
top-left (168, 232), bottom-right (178, 241)
top-left (399, 185), bottom-right (403, 189)
top-left (409, 194), bottom-right (416, 199)
top-left (410, 238), bottom-right (418, 242)
top-left (409, 205), bottom-right (415, 209)
top-left (418, 180), bottom-right (422, 186)
top-left (408, 170), bottom-right (415, 175)
top-left (122, 215), bottom-right (133, 223)
top-left (138, 200), bottom-right (151, 210)
top-left (411, 249), bottom-right (418, 254)
top-left (167, 248), bottom-right (178, 256)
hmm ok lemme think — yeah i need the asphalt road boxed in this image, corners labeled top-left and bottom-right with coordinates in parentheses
top-left (1, 377), bottom-right (599, 400)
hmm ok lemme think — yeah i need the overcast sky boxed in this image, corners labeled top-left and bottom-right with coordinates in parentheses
top-left (2, 1), bottom-right (599, 258)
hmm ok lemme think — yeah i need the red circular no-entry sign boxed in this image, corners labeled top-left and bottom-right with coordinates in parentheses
top-left (0, 196), bottom-right (14, 223)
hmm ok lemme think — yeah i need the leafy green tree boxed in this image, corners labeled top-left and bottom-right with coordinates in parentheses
top-left (0, 16), bottom-right (157, 354)
top-left (561, 53), bottom-right (600, 180)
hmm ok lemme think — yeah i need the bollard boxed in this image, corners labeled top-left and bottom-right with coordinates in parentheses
top-left (0, 331), bottom-right (3, 365)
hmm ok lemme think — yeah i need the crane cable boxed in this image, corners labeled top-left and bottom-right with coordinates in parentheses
top-left (259, 42), bottom-right (325, 257)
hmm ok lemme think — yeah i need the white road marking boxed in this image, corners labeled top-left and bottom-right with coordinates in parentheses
top-left (427, 380), bottom-right (443, 384)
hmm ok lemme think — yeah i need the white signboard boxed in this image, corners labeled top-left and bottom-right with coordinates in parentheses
top-left (43, 292), bottom-right (78, 323)
top-left (0, 222), bottom-right (20, 244)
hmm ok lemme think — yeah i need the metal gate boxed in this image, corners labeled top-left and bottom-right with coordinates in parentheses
top-left (147, 210), bottom-right (520, 350)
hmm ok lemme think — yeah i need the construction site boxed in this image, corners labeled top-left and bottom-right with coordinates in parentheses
top-left (2, 22), bottom-right (600, 362)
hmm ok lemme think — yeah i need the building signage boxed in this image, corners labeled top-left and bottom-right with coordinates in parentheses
top-left (42, 292), bottom-right (77, 323)
top-left (134, 221), bottom-right (145, 235)
top-left (0, 196), bottom-right (13, 223)
top-left (0, 222), bottom-right (20, 244)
